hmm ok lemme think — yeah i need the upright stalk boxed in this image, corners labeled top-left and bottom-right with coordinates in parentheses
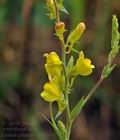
top-left (53, 1), bottom-right (72, 139)
top-left (49, 103), bottom-right (63, 140)
top-left (42, 2), bottom-right (120, 140)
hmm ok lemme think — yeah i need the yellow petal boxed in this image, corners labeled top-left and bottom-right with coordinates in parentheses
top-left (77, 60), bottom-right (93, 76)
top-left (79, 51), bottom-right (84, 59)
top-left (44, 83), bottom-right (59, 97)
top-left (44, 52), bottom-right (62, 79)
top-left (46, 52), bottom-right (61, 65)
top-left (84, 59), bottom-right (91, 65)
top-left (76, 52), bottom-right (95, 76)
top-left (41, 91), bottom-right (57, 102)
top-left (90, 65), bottom-right (95, 68)
top-left (41, 76), bottom-right (62, 102)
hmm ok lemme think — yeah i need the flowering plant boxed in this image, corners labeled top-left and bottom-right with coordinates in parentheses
top-left (41, 0), bottom-right (120, 140)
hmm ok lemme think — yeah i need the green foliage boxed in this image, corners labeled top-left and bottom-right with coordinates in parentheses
top-left (66, 56), bottom-right (74, 73)
top-left (57, 120), bottom-right (67, 139)
top-left (71, 96), bottom-right (84, 120)
top-left (58, 0), bottom-right (68, 15)
top-left (102, 15), bottom-right (120, 78)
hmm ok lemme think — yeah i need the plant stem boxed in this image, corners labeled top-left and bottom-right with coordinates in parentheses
top-left (60, 34), bottom-right (72, 140)
top-left (53, 0), bottom-right (60, 22)
top-left (83, 77), bottom-right (104, 105)
top-left (49, 103), bottom-right (58, 131)
top-left (50, 103), bottom-right (63, 140)
top-left (53, 1), bottom-right (72, 139)
top-left (61, 32), bottom-right (72, 140)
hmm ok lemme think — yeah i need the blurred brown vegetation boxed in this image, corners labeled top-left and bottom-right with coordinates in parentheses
top-left (0, 0), bottom-right (120, 140)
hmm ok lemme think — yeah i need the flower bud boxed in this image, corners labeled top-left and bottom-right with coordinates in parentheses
top-left (46, 0), bottom-right (56, 19)
top-left (55, 22), bottom-right (65, 35)
top-left (66, 22), bottom-right (86, 53)
top-left (73, 22), bottom-right (86, 41)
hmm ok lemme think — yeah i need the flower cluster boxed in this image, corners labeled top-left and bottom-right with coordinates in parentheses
top-left (41, 50), bottom-right (94, 110)
top-left (41, 0), bottom-right (95, 109)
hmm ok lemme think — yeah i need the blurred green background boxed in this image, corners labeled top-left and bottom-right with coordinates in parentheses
top-left (0, 0), bottom-right (120, 140)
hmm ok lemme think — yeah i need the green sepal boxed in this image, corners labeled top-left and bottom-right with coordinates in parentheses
top-left (71, 96), bottom-right (84, 120)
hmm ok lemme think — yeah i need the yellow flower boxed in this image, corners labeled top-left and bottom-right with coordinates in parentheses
top-left (76, 51), bottom-right (95, 76)
top-left (69, 51), bottom-right (95, 76)
top-left (41, 76), bottom-right (62, 102)
top-left (43, 52), bottom-right (62, 80)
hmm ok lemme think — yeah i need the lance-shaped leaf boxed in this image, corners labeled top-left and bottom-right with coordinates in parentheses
top-left (71, 96), bottom-right (84, 120)
top-left (67, 56), bottom-right (74, 72)
top-left (57, 0), bottom-right (69, 15)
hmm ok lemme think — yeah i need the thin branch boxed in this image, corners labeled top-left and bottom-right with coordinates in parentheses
top-left (83, 77), bottom-right (104, 105)
top-left (53, 0), bottom-right (60, 22)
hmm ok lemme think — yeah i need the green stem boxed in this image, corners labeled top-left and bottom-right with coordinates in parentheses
top-left (49, 103), bottom-right (58, 131)
top-left (53, 1), bottom-right (72, 139)
top-left (53, 0), bottom-right (60, 22)
top-left (67, 120), bottom-right (72, 140)
top-left (61, 39), bottom-right (66, 66)
top-left (62, 41), bottom-right (72, 140)
top-left (66, 92), bottom-right (72, 140)
top-left (61, 40), bottom-right (72, 140)
top-left (49, 103), bottom-right (62, 140)
top-left (83, 77), bottom-right (104, 105)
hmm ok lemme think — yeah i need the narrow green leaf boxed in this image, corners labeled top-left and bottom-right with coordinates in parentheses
top-left (71, 48), bottom-right (79, 54)
top-left (59, 5), bottom-right (69, 15)
top-left (67, 56), bottom-right (74, 71)
top-left (58, 0), bottom-right (69, 15)
top-left (55, 110), bottom-right (63, 119)
top-left (71, 96), bottom-right (84, 120)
